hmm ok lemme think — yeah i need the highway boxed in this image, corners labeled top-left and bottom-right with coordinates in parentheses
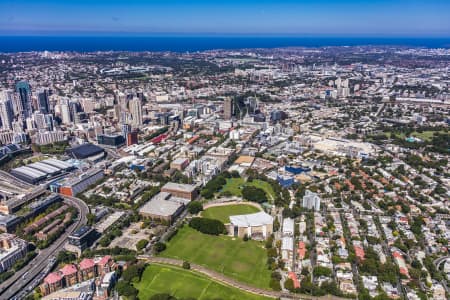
top-left (0, 195), bottom-right (89, 299)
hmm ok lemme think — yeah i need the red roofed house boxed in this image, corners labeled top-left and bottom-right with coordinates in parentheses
top-left (297, 241), bottom-right (306, 260)
top-left (79, 258), bottom-right (95, 281)
top-left (354, 245), bottom-right (365, 261)
top-left (288, 272), bottom-right (301, 289)
top-left (41, 272), bottom-right (63, 295)
top-left (60, 263), bottom-right (78, 286)
top-left (95, 255), bottom-right (115, 276)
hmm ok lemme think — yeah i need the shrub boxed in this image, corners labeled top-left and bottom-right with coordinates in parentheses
top-left (189, 217), bottom-right (226, 235)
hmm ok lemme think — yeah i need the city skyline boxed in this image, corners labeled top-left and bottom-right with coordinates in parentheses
top-left (1, 0), bottom-right (450, 37)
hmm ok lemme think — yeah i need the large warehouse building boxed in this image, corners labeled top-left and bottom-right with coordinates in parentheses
top-left (10, 159), bottom-right (75, 184)
top-left (53, 168), bottom-right (104, 197)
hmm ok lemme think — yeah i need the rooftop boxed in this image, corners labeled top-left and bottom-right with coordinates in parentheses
top-left (162, 182), bottom-right (196, 193)
top-left (229, 211), bottom-right (273, 227)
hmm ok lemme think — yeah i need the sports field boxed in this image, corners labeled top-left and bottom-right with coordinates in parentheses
top-left (135, 264), bottom-right (270, 300)
top-left (221, 178), bottom-right (276, 201)
top-left (202, 204), bottom-right (261, 223)
top-left (160, 226), bottom-right (272, 289)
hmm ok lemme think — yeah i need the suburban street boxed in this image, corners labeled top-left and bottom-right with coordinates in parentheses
top-left (0, 195), bottom-right (88, 299)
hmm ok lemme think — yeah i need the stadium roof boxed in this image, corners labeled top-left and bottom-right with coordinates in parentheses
top-left (42, 158), bottom-right (73, 170)
top-left (29, 162), bottom-right (60, 174)
top-left (69, 143), bottom-right (104, 159)
top-left (12, 166), bottom-right (47, 179)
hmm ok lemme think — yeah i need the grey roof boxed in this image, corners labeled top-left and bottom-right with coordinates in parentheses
top-left (282, 218), bottom-right (295, 234)
top-left (139, 192), bottom-right (183, 217)
top-left (162, 182), bottom-right (196, 193)
top-left (12, 166), bottom-right (47, 179)
top-left (42, 158), bottom-right (72, 170)
top-left (229, 211), bottom-right (273, 227)
top-left (29, 162), bottom-right (60, 174)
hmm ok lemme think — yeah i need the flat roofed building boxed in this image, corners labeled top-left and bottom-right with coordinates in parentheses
top-left (170, 158), bottom-right (189, 171)
top-left (161, 182), bottom-right (197, 201)
top-left (227, 211), bottom-right (273, 240)
top-left (58, 169), bottom-right (104, 196)
top-left (0, 233), bottom-right (28, 273)
top-left (66, 226), bottom-right (97, 255)
top-left (11, 166), bottom-right (48, 184)
top-left (282, 218), bottom-right (295, 237)
top-left (138, 192), bottom-right (184, 223)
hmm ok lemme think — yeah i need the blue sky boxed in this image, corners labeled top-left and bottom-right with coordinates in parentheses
top-left (0, 0), bottom-right (449, 36)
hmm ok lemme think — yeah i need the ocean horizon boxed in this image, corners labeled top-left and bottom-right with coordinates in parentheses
top-left (0, 35), bottom-right (449, 53)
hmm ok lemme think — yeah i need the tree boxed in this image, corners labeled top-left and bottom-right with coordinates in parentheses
top-left (270, 278), bottom-right (281, 291)
top-left (313, 266), bottom-right (332, 277)
top-left (121, 264), bottom-right (145, 282)
top-left (284, 278), bottom-right (295, 292)
top-left (57, 251), bottom-right (76, 264)
top-left (182, 261), bottom-right (191, 269)
top-left (116, 281), bottom-right (138, 299)
top-left (189, 218), bottom-right (226, 235)
top-left (136, 239), bottom-right (149, 251)
top-left (154, 242), bottom-right (167, 254)
top-left (187, 201), bottom-right (203, 214)
top-left (242, 186), bottom-right (267, 203)
top-left (86, 213), bottom-right (96, 225)
top-left (150, 293), bottom-right (177, 300)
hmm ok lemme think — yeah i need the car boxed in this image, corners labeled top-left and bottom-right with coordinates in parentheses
top-left (22, 272), bottom-right (29, 280)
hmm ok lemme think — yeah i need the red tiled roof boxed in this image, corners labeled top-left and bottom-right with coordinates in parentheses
top-left (399, 267), bottom-right (409, 276)
top-left (392, 251), bottom-right (402, 258)
top-left (79, 258), bottom-right (95, 270)
top-left (60, 264), bottom-right (77, 276)
top-left (44, 272), bottom-right (62, 284)
top-left (297, 242), bottom-right (306, 259)
top-left (150, 134), bottom-right (168, 144)
top-left (288, 272), bottom-right (301, 289)
top-left (97, 255), bottom-right (111, 266)
top-left (354, 246), bottom-right (365, 260)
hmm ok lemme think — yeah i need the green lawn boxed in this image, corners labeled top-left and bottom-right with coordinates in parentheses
top-left (221, 178), bottom-right (246, 195)
top-left (160, 226), bottom-right (272, 289)
top-left (135, 264), bottom-right (270, 300)
top-left (221, 178), bottom-right (276, 201)
top-left (202, 204), bottom-right (261, 223)
top-left (388, 130), bottom-right (446, 142)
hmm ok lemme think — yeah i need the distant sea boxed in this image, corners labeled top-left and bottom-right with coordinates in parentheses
top-left (0, 36), bottom-right (449, 52)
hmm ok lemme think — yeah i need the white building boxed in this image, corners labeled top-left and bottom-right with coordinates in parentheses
top-left (0, 233), bottom-right (28, 273)
top-left (302, 189), bottom-right (321, 211)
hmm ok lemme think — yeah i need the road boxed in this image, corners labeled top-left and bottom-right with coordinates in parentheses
top-left (0, 195), bottom-right (89, 299)
top-left (138, 256), bottom-right (348, 300)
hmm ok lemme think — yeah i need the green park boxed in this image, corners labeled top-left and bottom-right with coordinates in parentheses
top-left (135, 264), bottom-right (270, 300)
top-left (201, 203), bottom-right (261, 223)
top-left (159, 225), bottom-right (272, 289)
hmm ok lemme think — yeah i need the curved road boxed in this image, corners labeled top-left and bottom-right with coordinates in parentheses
top-left (0, 195), bottom-right (89, 299)
top-left (138, 256), bottom-right (347, 300)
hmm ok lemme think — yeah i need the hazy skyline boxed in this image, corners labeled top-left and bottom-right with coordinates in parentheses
top-left (0, 0), bottom-right (449, 37)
